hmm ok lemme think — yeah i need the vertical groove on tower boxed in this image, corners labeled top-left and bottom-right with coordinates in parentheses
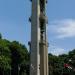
top-left (39, 0), bottom-right (48, 75)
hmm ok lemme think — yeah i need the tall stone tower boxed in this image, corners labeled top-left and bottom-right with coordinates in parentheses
top-left (29, 0), bottom-right (48, 75)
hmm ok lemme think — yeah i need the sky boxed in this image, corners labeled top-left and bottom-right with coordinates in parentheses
top-left (0, 0), bottom-right (75, 56)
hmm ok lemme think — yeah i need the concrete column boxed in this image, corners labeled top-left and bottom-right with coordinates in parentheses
top-left (30, 0), bottom-right (40, 75)
top-left (40, 41), bottom-right (48, 75)
top-left (30, 0), bottom-right (48, 75)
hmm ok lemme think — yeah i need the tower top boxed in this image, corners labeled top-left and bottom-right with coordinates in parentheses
top-left (30, 0), bottom-right (48, 4)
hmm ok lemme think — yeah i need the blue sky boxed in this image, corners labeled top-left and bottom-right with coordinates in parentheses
top-left (0, 0), bottom-right (75, 55)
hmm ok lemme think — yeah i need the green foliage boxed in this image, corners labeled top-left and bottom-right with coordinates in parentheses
top-left (0, 38), bottom-right (29, 75)
top-left (0, 55), bottom-right (11, 70)
top-left (48, 50), bottom-right (75, 75)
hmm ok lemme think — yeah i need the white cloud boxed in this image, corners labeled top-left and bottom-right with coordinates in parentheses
top-left (48, 19), bottom-right (75, 38)
top-left (49, 45), bottom-right (66, 56)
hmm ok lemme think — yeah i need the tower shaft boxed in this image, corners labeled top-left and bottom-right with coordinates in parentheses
top-left (30, 0), bottom-right (48, 75)
top-left (30, 0), bottom-right (40, 75)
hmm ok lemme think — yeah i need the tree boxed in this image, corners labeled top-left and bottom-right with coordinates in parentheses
top-left (9, 41), bottom-right (29, 75)
top-left (0, 39), bottom-right (11, 75)
top-left (0, 38), bottom-right (29, 75)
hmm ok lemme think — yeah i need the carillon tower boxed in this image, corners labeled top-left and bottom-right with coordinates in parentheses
top-left (29, 0), bottom-right (48, 75)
